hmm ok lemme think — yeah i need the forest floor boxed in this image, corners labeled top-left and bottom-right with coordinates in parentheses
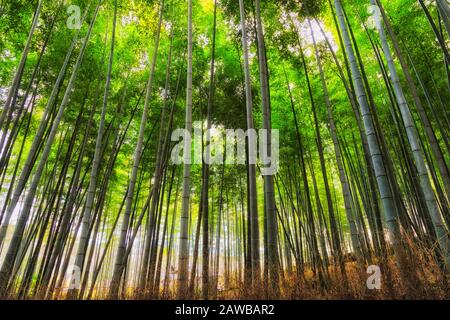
top-left (11, 260), bottom-right (450, 300)
top-left (8, 241), bottom-right (449, 300)
top-left (131, 243), bottom-right (450, 300)
top-left (101, 256), bottom-right (450, 300)
top-left (211, 262), bottom-right (450, 300)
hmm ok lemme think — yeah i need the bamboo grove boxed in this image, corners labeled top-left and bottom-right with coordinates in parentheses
top-left (0, 0), bottom-right (449, 299)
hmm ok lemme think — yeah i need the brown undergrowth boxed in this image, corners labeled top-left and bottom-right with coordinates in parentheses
top-left (117, 239), bottom-right (450, 300)
top-left (4, 237), bottom-right (449, 300)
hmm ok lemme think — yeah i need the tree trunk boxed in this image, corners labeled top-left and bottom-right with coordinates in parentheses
top-left (0, 1), bottom-right (101, 295)
top-left (254, 0), bottom-right (279, 297)
top-left (333, 0), bottom-right (407, 272)
top-left (109, 0), bottom-right (164, 299)
top-left (371, 0), bottom-right (450, 267)
top-left (238, 0), bottom-right (261, 292)
top-left (0, 0), bottom-right (42, 132)
top-left (177, 0), bottom-right (193, 299)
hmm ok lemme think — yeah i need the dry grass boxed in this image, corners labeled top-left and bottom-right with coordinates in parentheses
top-left (137, 239), bottom-right (450, 300)
top-left (4, 238), bottom-right (449, 300)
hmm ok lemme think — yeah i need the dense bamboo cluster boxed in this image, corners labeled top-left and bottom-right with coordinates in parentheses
top-left (0, 0), bottom-right (449, 299)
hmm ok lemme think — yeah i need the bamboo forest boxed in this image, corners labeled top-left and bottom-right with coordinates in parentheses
top-left (0, 0), bottom-right (449, 301)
